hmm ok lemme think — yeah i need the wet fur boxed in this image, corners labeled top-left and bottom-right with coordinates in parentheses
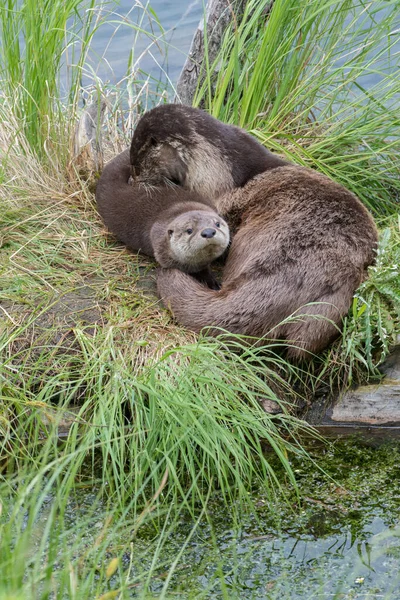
top-left (96, 149), bottom-right (229, 277)
top-left (130, 104), bottom-right (288, 198)
top-left (157, 167), bottom-right (378, 359)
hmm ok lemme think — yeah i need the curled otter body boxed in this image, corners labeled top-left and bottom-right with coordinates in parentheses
top-left (130, 104), bottom-right (288, 199)
top-left (157, 167), bottom-right (378, 359)
top-left (96, 149), bottom-right (229, 281)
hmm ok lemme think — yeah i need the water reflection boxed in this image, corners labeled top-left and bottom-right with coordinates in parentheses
top-left (209, 517), bottom-right (400, 599)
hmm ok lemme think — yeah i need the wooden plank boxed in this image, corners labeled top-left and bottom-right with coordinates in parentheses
top-left (313, 425), bottom-right (400, 444)
top-left (328, 384), bottom-right (400, 426)
top-left (304, 345), bottom-right (400, 437)
top-left (70, 99), bottom-right (107, 178)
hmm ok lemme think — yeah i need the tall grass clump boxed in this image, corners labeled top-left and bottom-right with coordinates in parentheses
top-left (0, 0), bottom-right (169, 172)
top-left (0, 322), bottom-right (318, 595)
top-left (195, 0), bottom-right (400, 216)
top-left (1, 317), bottom-right (315, 508)
top-left (0, 430), bottom-right (219, 599)
top-left (0, 0), bottom-right (99, 164)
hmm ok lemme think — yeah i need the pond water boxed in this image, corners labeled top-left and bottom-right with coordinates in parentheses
top-left (84, 1), bottom-right (398, 96)
top-left (85, 0), bottom-right (202, 89)
top-left (58, 440), bottom-right (400, 598)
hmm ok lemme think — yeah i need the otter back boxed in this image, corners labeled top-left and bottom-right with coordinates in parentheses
top-left (157, 166), bottom-right (378, 359)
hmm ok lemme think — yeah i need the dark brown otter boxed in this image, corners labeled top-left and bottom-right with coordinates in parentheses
top-left (129, 104), bottom-right (288, 198)
top-left (96, 149), bottom-right (230, 287)
top-left (157, 166), bottom-right (378, 359)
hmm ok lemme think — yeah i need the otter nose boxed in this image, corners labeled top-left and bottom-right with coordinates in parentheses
top-left (201, 228), bottom-right (216, 239)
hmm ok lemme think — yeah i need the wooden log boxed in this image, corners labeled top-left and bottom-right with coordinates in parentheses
top-left (313, 425), bottom-right (400, 443)
top-left (305, 345), bottom-right (400, 438)
top-left (70, 99), bottom-right (107, 178)
top-left (175, 0), bottom-right (247, 106)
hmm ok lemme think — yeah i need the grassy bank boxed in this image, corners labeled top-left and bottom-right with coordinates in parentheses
top-left (0, 0), bottom-right (400, 596)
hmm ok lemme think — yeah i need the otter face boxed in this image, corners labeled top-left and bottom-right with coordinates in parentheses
top-left (131, 131), bottom-right (235, 199)
top-left (130, 106), bottom-right (236, 197)
top-left (167, 211), bottom-right (229, 271)
top-left (131, 136), bottom-right (189, 187)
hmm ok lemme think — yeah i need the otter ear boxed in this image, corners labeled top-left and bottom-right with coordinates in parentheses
top-left (168, 229), bottom-right (173, 237)
top-left (159, 144), bottom-right (187, 185)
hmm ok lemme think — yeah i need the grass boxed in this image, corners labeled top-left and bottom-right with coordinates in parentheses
top-left (0, 0), bottom-right (400, 597)
top-left (0, 184), bottom-right (316, 503)
top-left (195, 0), bottom-right (400, 216)
top-left (0, 0), bottom-right (99, 164)
top-left (337, 221), bottom-right (400, 381)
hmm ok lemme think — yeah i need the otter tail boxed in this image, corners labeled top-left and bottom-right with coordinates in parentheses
top-left (157, 268), bottom-right (252, 335)
top-left (156, 267), bottom-right (295, 341)
top-left (157, 268), bottom-right (357, 360)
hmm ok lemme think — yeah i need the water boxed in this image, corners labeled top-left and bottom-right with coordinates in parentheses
top-left (84, 1), bottom-right (399, 98)
top-left (151, 516), bottom-right (400, 599)
top-left (125, 439), bottom-right (400, 599)
top-left (32, 440), bottom-right (400, 599)
top-left (86, 0), bottom-right (202, 89)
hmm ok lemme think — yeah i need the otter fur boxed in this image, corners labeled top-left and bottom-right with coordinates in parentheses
top-left (157, 166), bottom-right (378, 359)
top-left (96, 149), bottom-right (230, 284)
top-left (129, 104), bottom-right (288, 199)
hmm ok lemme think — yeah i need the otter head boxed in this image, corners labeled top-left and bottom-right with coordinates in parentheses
top-left (130, 108), bottom-right (194, 187)
top-left (151, 210), bottom-right (229, 272)
top-left (131, 137), bottom-right (189, 187)
top-left (130, 105), bottom-right (236, 198)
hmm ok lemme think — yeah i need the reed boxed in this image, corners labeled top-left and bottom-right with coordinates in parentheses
top-left (195, 0), bottom-right (400, 215)
top-left (0, 0), bottom-right (99, 165)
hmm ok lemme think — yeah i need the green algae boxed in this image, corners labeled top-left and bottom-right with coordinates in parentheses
top-left (126, 439), bottom-right (400, 599)
top-left (2, 438), bottom-right (400, 598)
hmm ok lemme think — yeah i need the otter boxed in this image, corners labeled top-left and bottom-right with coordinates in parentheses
top-left (129, 104), bottom-right (288, 198)
top-left (96, 149), bottom-right (229, 288)
top-left (156, 166), bottom-right (378, 359)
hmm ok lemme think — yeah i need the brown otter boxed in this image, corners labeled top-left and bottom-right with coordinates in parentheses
top-left (157, 166), bottom-right (378, 359)
top-left (96, 149), bottom-right (229, 287)
top-left (129, 104), bottom-right (288, 198)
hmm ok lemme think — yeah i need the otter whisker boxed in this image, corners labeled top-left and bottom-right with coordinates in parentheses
top-left (163, 177), bottom-right (180, 189)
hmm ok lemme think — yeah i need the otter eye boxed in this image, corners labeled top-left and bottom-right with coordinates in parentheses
top-left (150, 136), bottom-right (157, 147)
top-left (186, 228), bottom-right (193, 235)
top-left (168, 229), bottom-right (173, 237)
top-left (215, 222), bottom-right (221, 228)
